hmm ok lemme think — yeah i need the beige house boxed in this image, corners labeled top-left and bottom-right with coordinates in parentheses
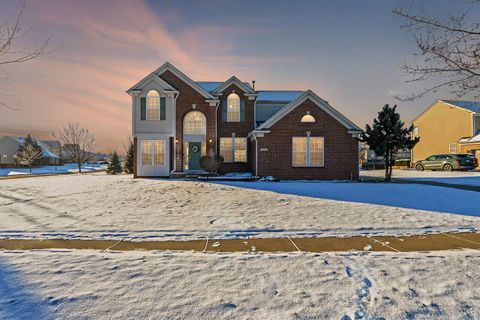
top-left (411, 100), bottom-right (480, 164)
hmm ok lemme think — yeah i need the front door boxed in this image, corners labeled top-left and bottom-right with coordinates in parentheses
top-left (188, 142), bottom-right (202, 170)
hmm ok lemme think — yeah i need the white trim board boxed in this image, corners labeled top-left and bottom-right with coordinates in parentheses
top-left (256, 90), bottom-right (362, 133)
top-left (126, 72), bottom-right (176, 94)
top-left (212, 76), bottom-right (255, 95)
top-left (153, 62), bottom-right (215, 99)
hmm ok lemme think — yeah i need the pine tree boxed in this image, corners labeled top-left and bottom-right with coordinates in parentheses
top-left (361, 104), bottom-right (419, 181)
top-left (16, 134), bottom-right (43, 172)
top-left (107, 151), bottom-right (122, 174)
top-left (124, 140), bottom-right (134, 174)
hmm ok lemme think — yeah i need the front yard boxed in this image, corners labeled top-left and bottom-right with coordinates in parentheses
top-left (1, 173), bottom-right (480, 319)
top-left (1, 173), bottom-right (480, 241)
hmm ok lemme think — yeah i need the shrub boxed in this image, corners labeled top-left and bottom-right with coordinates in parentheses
top-left (200, 155), bottom-right (224, 173)
top-left (395, 159), bottom-right (411, 167)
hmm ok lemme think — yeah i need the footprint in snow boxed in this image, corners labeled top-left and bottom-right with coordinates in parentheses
top-left (212, 242), bottom-right (221, 248)
top-left (345, 266), bottom-right (353, 278)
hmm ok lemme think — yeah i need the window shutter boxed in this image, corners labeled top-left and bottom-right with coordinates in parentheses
top-left (240, 100), bottom-right (246, 122)
top-left (160, 97), bottom-right (166, 120)
top-left (140, 97), bottom-right (146, 120)
top-left (222, 100), bottom-right (227, 121)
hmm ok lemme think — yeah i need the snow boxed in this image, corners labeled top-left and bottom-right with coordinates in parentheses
top-left (199, 172), bottom-right (254, 181)
top-left (361, 169), bottom-right (480, 187)
top-left (0, 163), bottom-right (106, 176)
top-left (0, 249), bottom-right (479, 319)
top-left (256, 91), bottom-right (304, 102)
top-left (1, 174), bottom-right (479, 241)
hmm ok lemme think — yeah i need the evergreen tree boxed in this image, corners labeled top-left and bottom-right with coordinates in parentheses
top-left (124, 140), bottom-right (134, 174)
top-left (107, 151), bottom-right (122, 174)
top-left (16, 134), bottom-right (43, 172)
top-left (361, 104), bottom-right (419, 181)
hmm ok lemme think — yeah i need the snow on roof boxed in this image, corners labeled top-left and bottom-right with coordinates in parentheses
top-left (8, 136), bottom-right (60, 158)
top-left (460, 133), bottom-right (480, 144)
top-left (256, 91), bottom-right (304, 102)
top-left (442, 100), bottom-right (480, 113)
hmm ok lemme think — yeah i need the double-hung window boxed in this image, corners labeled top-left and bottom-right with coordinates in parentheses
top-left (220, 136), bottom-right (247, 162)
top-left (141, 140), bottom-right (165, 166)
top-left (292, 136), bottom-right (324, 167)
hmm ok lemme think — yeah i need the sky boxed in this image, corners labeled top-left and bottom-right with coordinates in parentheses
top-left (0, 0), bottom-right (477, 152)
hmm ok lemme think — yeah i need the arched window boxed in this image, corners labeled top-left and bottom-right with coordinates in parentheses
top-left (227, 93), bottom-right (240, 122)
top-left (301, 113), bottom-right (316, 123)
top-left (184, 111), bottom-right (206, 135)
top-left (146, 90), bottom-right (160, 120)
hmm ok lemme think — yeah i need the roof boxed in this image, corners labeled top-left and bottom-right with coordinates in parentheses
top-left (196, 82), bottom-right (224, 93)
top-left (441, 100), bottom-right (480, 113)
top-left (7, 136), bottom-right (60, 158)
top-left (459, 133), bottom-right (480, 144)
top-left (256, 91), bottom-right (304, 102)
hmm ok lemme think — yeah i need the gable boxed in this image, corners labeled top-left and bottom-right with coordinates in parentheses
top-left (257, 90), bottom-right (361, 134)
top-left (126, 73), bottom-right (177, 94)
top-left (154, 62), bottom-right (215, 99)
top-left (212, 76), bottom-right (254, 95)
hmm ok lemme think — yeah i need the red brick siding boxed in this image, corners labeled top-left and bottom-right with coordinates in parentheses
top-left (257, 99), bottom-right (359, 180)
top-left (159, 70), bottom-right (216, 171)
top-left (216, 84), bottom-right (254, 173)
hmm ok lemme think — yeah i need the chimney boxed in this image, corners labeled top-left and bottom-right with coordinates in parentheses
top-left (252, 80), bottom-right (255, 91)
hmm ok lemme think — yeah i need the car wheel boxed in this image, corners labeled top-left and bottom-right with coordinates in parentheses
top-left (415, 164), bottom-right (424, 171)
top-left (443, 164), bottom-right (453, 172)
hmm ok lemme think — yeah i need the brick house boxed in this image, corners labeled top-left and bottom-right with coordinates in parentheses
top-left (127, 62), bottom-right (361, 180)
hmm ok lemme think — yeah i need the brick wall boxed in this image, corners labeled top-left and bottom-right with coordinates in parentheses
top-left (159, 70), bottom-right (216, 171)
top-left (216, 84), bottom-right (255, 173)
top-left (257, 99), bottom-right (359, 180)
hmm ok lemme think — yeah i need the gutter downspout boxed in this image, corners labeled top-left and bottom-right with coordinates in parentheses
top-left (215, 101), bottom-right (221, 155)
top-left (172, 92), bottom-right (180, 173)
top-left (252, 132), bottom-right (258, 176)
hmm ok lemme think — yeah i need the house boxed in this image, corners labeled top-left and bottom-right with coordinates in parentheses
top-left (0, 136), bottom-right (61, 167)
top-left (127, 62), bottom-right (362, 180)
top-left (411, 100), bottom-right (480, 164)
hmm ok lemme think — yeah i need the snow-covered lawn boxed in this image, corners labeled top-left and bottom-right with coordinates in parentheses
top-left (0, 249), bottom-right (479, 319)
top-left (1, 174), bottom-right (479, 241)
top-left (0, 163), bottom-right (106, 176)
top-left (361, 169), bottom-right (480, 187)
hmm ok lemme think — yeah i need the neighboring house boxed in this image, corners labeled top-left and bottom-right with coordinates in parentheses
top-left (411, 100), bottom-right (480, 164)
top-left (0, 136), bottom-right (61, 167)
top-left (127, 62), bottom-right (362, 180)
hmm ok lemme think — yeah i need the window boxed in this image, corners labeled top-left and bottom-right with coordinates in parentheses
top-left (220, 136), bottom-right (247, 162)
top-left (292, 136), bottom-right (324, 167)
top-left (146, 90), bottom-right (160, 120)
top-left (184, 111), bottom-right (206, 135)
top-left (449, 143), bottom-right (457, 154)
top-left (474, 115), bottom-right (480, 135)
top-left (227, 93), bottom-right (240, 122)
top-left (301, 114), bottom-right (316, 123)
top-left (141, 140), bottom-right (165, 166)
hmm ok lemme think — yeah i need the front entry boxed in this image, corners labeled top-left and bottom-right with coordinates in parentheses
top-left (188, 142), bottom-right (202, 170)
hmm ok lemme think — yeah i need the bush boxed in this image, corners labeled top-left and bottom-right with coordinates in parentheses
top-left (200, 155), bottom-right (224, 173)
top-left (107, 151), bottom-right (122, 174)
top-left (394, 159), bottom-right (411, 167)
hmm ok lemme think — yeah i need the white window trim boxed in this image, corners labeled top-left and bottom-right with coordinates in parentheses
top-left (449, 143), bottom-right (457, 154)
top-left (146, 90), bottom-right (161, 121)
top-left (141, 140), bottom-right (165, 166)
top-left (292, 134), bottom-right (325, 168)
top-left (220, 134), bottom-right (247, 163)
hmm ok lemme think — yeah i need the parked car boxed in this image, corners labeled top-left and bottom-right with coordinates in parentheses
top-left (415, 154), bottom-right (478, 171)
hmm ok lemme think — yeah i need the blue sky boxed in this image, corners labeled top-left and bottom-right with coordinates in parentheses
top-left (0, 0), bottom-right (476, 151)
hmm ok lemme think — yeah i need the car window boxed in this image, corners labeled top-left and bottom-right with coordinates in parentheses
top-left (426, 156), bottom-right (436, 161)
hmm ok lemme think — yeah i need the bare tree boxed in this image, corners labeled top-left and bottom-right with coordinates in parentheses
top-left (393, 2), bottom-right (480, 100)
top-left (17, 142), bottom-right (42, 173)
top-left (1, 1), bottom-right (50, 109)
top-left (53, 123), bottom-right (96, 173)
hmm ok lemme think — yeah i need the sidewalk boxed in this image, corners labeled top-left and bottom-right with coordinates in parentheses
top-left (1, 232), bottom-right (479, 253)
